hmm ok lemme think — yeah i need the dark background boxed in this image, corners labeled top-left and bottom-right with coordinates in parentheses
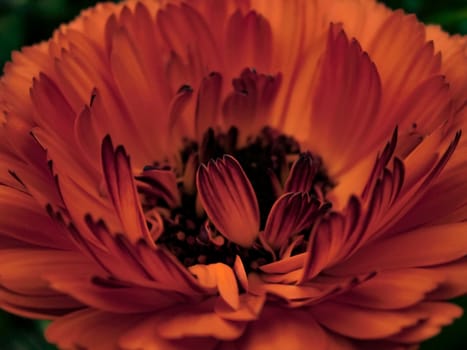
top-left (0, 0), bottom-right (466, 349)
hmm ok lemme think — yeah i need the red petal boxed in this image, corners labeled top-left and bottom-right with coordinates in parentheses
top-left (284, 152), bottom-right (317, 193)
top-left (310, 25), bottom-right (384, 177)
top-left (136, 167), bottom-right (181, 209)
top-left (197, 155), bottom-right (260, 247)
top-left (101, 136), bottom-right (153, 245)
top-left (225, 11), bottom-right (273, 75)
top-left (262, 192), bottom-right (319, 250)
top-left (195, 72), bottom-right (223, 140)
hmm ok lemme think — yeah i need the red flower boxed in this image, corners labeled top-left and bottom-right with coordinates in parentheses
top-left (0, 0), bottom-right (466, 349)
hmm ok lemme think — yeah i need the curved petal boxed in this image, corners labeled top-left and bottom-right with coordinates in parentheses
top-left (262, 192), bottom-right (319, 250)
top-left (197, 155), bottom-right (260, 247)
top-left (101, 135), bottom-right (154, 245)
top-left (284, 152), bottom-right (317, 193)
top-left (328, 222), bottom-right (467, 276)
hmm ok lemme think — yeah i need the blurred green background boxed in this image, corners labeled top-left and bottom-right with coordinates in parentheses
top-left (0, 0), bottom-right (466, 349)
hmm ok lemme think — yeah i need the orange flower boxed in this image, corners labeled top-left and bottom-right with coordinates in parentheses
top-left (1, 0), bottom-right (467, 349)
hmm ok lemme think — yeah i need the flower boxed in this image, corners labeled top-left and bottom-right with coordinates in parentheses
top-left (1, 0), bottom-right (467, 348)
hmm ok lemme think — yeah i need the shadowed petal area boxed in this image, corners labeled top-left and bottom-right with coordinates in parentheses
top-left (284, 152), bottom-right (318, 193)
top-left (101, 135), bottom-right (154, 245)
top-left (46, 309), bottom-right (148, 350)
top-left (197, 155), bottom-right (260, 247)
top-left (235, 306), bottom-right (327, 350)
top-left (262, 192), bottom-right (320, 250)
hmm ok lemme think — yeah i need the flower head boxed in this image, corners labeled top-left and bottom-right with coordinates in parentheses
top-left (1, 0), bottom-right (467, 349)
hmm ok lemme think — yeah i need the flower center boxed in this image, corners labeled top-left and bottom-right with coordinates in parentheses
top-left (138, 127), bottom-right (334, 271)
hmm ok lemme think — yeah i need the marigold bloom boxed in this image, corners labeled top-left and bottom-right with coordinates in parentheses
top-left (1, 0), bottom-right (467, 349)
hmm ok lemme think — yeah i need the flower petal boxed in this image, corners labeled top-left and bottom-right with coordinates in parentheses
top-left (335, 269), bottom-right (440, 309)
top-left (236, 306), bottom-right (327, 350)
top-left (46, 308), bottom-right (147, 350)
top-left (195, 72), bottom-right (223, 140)
top-left (120, 300), bottom-right (246, 341)
top-left (311, 301), bottom-right (421, 340)
top-left (189, 263), bottom-right (240, 310)
top-left (223, 69), bottom-right (282, 143)
top-left (197, 155), bottom-right (260, 247)
top-left (262, 192), bottom-right (320, 250)
top-left (328, 222), bottom-right (467, 276)
top-left (135, 167), bottom-right (181, 209)
top-left (309, 25), bottom-right (384, 177)
top-left (387, 302), bottom-right (462, 344)
top-left (283, 152), bottom-right (317, 193)
top-left (0, 186), bottom-right (73, 249)
top-left (215, 293), bottom-right (265, 321)
top-left (101, 135), bottom-right (153, 245)
top-left (48, 275), bottom-right (184, 314)
top-left (225, 10), bottom-right (273, 75)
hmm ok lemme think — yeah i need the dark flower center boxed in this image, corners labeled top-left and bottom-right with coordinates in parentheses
top-left (140, 127), bottom-right (333, 271)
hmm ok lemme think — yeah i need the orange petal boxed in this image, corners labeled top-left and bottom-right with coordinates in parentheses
top-left (233, 255), bottom-right (249, 292)
top-left (328, 222), bottom-right (467, 276)
top-left (189, 263), bottom-right (240, 310)
top-left (236, 306), bottom-right (327, 350)
top-left (215, 293), bottom-right (265, 321)
top-left (424, 257), bottom-right (467, 299)
top-left (109, 25), bottom-right (164, 157)
top-left (46, 308), bottom-right (147, 350)
top-left (197, 155), bottom-right (260, 247)
top-left (388, 302), bottom-right (462, 344)
top-left (48, 275), bottom-right (185, 314)
top-left (311, 301), bottom-right (420, 340)
top-left (335, 269), bottom-right (440, 309)
top-left (121, 300), bottom-right (246, 341)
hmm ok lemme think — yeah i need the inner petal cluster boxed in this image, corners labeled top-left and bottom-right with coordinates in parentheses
top-left (137, 126), bottom-right (333, 272)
